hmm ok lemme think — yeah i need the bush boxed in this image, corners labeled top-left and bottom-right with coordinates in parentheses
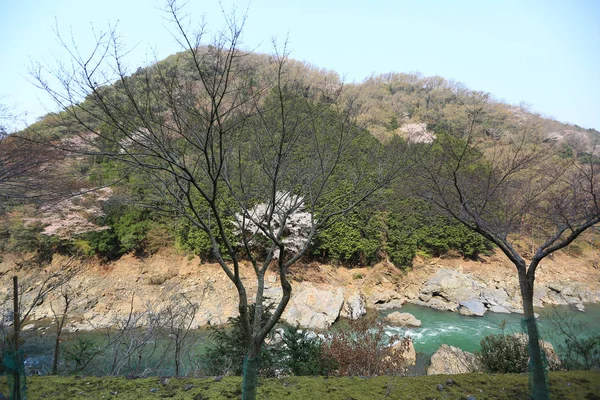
top-left (76, 204), bottom-right (169, 260)
top-left (322, 315), bottom-right (411, 376)
top-left (201, 304), bottom-right (278, 377)
top-left (479, 333), bottom-right (529, 373)
top-left (279, 325), bottom-right (335, 376)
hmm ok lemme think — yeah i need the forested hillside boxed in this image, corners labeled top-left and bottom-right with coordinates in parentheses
top-left (1, 49), bottom-right (598, 269)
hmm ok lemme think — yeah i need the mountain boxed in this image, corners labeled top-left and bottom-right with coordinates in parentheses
top-left (2, 50), bottom-right (598, 268)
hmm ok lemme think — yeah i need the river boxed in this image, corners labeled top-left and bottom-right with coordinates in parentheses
top-left (15, 303), bottom-right (600, 375)
top-left (383, 303), bottom-right (600, 356)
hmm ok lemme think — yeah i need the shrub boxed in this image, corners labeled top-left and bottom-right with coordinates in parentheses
top-left (322, 315), bottom-right (411, 376)
top-left (201, 304), bottom-right (278, 377)
top-left (279, 325), bottom-right (335, 376)
top-left (479, 333), bottom-right (529, 373)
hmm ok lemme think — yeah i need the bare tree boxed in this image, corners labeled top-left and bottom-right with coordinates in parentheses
top-left (0, 100), bottom-right (78, 210)
top-left (417, 94), bottom-right (600, 399)
top-left (32, 2), bottom-right (413, 398)
top-left (158, 294), bottom-right (200, 377)
top-left (50, 285), bottom-right (73, 375)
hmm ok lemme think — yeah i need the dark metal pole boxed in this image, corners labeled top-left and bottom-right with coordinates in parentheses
top-left (13, 276), bottom-right (21, 400)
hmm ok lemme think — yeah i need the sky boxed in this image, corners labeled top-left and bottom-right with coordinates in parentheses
top-left (1, 0), bottom-right (599, 130)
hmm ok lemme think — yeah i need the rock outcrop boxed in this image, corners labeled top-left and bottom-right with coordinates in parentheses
top-left (427, 344), bottom-right (479, 375)
top-left (340, 290), bottom-right (367, 320)
top-left (414, 268), bottom-right (600, 316)
top-left (416, 269), bottom-right (487, 313)
top-left (282, 282), bottom-right (345, 330)
top-left (385, 312), bottom-right (422, 327)
top-left (391, 339), bottom-right (417, 366)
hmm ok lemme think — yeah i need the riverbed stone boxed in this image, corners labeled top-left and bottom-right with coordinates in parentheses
top-left (458, 300), bottom-right (486, 316)
top-left (427, 344), bottom-right (479, 375)
top-left (481, 288), bottom-right (511, 308)
top-left (385, 311), bottom-right (422, 327)
top-left (426, 296), bottom-right (456, 311)
top-left (488, 305), bottom-right (511, 313)
top-left (390, 339), bottom-right (417, 366)
top-left (341, 291), bottom-right (367, 320)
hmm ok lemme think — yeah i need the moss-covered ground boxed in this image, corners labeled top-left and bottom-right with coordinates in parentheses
top-left (2, 371), bottom-right (598, 399)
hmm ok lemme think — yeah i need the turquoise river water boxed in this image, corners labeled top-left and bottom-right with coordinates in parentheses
top-left (382, 303), bottom-right (600, 356)
top-left (17, 303), bottom-right (600, 375)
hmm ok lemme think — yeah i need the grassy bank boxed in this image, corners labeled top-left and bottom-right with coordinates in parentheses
top-left (2, 371), bottom-right (598, 399)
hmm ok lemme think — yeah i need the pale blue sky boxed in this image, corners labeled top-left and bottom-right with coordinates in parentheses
top-left (1, 0), bottom-right (599, 130)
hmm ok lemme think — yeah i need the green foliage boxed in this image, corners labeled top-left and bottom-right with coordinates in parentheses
top-left (279, 325), bottom-right (334, 376)
top-left (312, 210), bottom-right (383, 265)
top-left (559, 335), bottom-right (600, 371)
top-left (544, 307), bottom-right (600, 371)
top-left (63, 337), bottom-right (100, 374)
top-left (202, 305), bottom-right (278, 377)
top-left (76, 203), bottom-right (167, 260)
top-left (6, 219), bottom-right (66, 265)
top-left (175, 216), bottom-right (235, 261)
top-left (479, 333), bottom-right (529, 373)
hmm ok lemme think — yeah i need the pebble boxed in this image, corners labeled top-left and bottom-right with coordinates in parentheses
top-left (150, 388), bottom-right (158, 393)
top-left (437, 383), bottom-right (444, 391)
top-left (446, 378), bottom-right (455, 385)
top-left (182, 384), bottom-right (194, 391)
top-left (214, 376), bottom-right (222, 382)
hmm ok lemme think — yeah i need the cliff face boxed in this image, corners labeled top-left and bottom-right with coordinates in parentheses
top-left (1, 247), bottom-right (599, 332)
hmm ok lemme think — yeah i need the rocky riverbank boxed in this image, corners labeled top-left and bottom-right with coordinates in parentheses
top-left (1, 248), bottom-right (599, 332)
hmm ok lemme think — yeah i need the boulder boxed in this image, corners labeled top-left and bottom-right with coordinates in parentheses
top-left (391, 339), bottom-right (416, 366)
top-left (481, 288), bottom-right (511, 308)
top-left (282, 282), bottom-right (345, 330)
top-left (385, 312), bottom-right (422, 327)
top-left (427, 296), bottom-right (456, 311)
top-left (512, 334), bottom-right (561, 370)
top-left (458, 300), bottom-right (486, 316)
top-left (341, 291), bottom-right (367, 320)
top-left (488, 305), bottom-right (511, 314)
top-left (546, 282), bottom-right (589, 305)
top-left (427, 344), bottom-right (479, 375)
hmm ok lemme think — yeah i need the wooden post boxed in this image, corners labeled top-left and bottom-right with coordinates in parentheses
top-left (13, 276), bottom-right (21, 400)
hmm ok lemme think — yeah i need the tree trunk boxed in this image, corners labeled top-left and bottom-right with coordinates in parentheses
top-left (241, 340), bottom-right (261, 400)
top-left (518, 271), bottom-right (550, 400)
top-left (175, 338), bottom-right (180, 378)
top-left (52, 334), bottom-right (60, 375)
